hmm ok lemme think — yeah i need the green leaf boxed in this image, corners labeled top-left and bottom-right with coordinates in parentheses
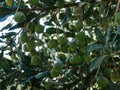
top-left (46, 28), bottom-right (56, 34)
top-left (0, 14), bottom-right (12, 22)
top-left (33, 12), bottom-right (49, 24)
top-left (94, 28), bottom-right (105, 42)
top-left (6, 32), bottom-right (16, 37)
top-left (9, 23), bottom-right (24, 30)
top-left (0, 32), bottom-right (16, 39)
top-left (46, 27), bottom-right (64, 35)
top-left (65, 32), bottom-right (75, 37)
top-left (22, 71), bottom-right (50, 84)
top-left (49, 13), bottom-right (60, 26)
top-left (42, 0), bottom-right (56, 6)
top-left (22, 76), bottom-right (34, 84)
top-left (0, 39), bottom-right (3, 42)
top-left (83, 3), bottom-right (95, 20)
top-left (112, 27), bottom-right (120, 45)
top-left (0, 58), bottom-right (11, 72)
top-left (0, 8), bottom-right (13, 22)
top-left (34, 71), bottom-right (49, 80)
top-left (0, 50), bottom-right (4, 57)
top-left (85, 42), bottom-right (105, 52)
top-left (29, 0), bottom-right (40, 6)
top-left (26, 12), bottom-right (37, 23)
top-left (0, 23), bottom-right (13, 31)
top-left (107, 83), bottom-right (120, 90)
top-left (90, 55), bottom-right (107, 72)
top-left (105, 27), bottom-right (112, 42)
top-left (61, 8), bottom-right (72, 25)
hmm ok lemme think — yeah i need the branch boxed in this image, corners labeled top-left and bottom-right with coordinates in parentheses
top-left (27, 3), bottom-right (79, 11)
top-left (0, 3), bottom-right (79, 12)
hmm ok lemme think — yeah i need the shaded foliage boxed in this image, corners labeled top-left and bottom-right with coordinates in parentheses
top-left (0, 0), bottom-right (120, 89)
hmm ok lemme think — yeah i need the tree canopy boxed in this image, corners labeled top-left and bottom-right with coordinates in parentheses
top-left (0, 0), bottom-right (120, 90)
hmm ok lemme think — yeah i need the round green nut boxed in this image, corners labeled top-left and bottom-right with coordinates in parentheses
top-left (26, 40), bottom-right (35, 50)
top-left (69, 24), bottom-right (76, 30)
top-left (76, 32), bottom-right (86, 41)
top-left (69, 42), bottom-right (77, 51)
top-left (30, 50), bottom-right (37, 56)
top-left (78, 40), bottom-right (86, 47)
top-left (75, 20), bottom-right (83, 30)
top-left (60, 45), bottom-right (68, 53)
top-left (51, 68), bottom-right (60, 77)
top-left (57, 36), bottom-right (67, 45)
top-left (79, 47), bottom-right (85, 54)
top-left (103, 68), bottom-right (112, 78)
top-left (97, 76), bottom-right (109, 88)
top-left (27, 22), bottom-right (35, 32)
top-left (58, 54), bottom-right (66, 62)
top-left (31, 55), bottom-right (41, 65)
top-left (48, 39), bottom-right (58, 49)
top-left (82, 54), bottom-right (90, 63)
top-left (35, 25), bottom-right (44, 34)
top-left (111, 70), bottom-right (120, 82)
top-left (100, 19), bottom-right (109, 28)
top-left (23, 44), bottom-right (29, 52)
top-left (53, 61), bottom-right (62, 70)
top-left (14, 11), bottom-right (26, 23)
top-left (70, 55), bottom-right (82, 65)
top-left (20, 33), bottom-right (28, 43)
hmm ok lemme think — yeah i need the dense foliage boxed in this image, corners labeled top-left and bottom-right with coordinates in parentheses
top-left (0, 0), bottom-right (120, 89)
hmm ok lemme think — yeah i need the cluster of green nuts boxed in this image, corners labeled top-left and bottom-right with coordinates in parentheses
top-left (19, 22), bottom-right (44, 66)
top-left (20, 33), bottom-right (41, 65)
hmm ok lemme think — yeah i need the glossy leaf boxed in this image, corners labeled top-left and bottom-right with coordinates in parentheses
top-left (90, 55), bottom-right (107, 72)
top-left (85, 42), bottom-right (105, 52)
